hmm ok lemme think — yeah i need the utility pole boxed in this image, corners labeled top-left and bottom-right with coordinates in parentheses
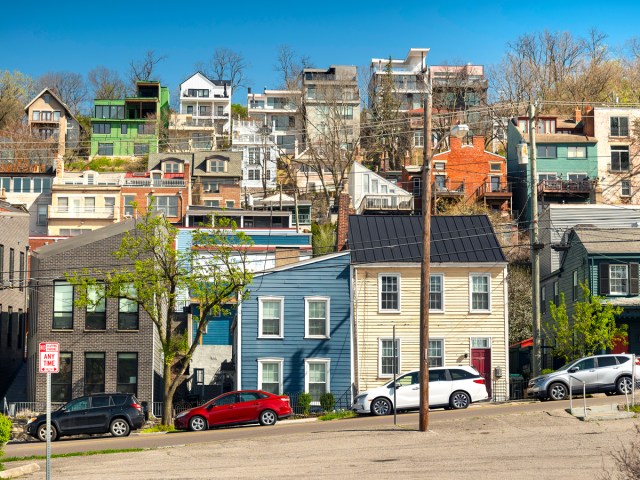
top-left (529, 103), bottom-right (542, 377)
top-left (419, 72), bottom-right (432, 433)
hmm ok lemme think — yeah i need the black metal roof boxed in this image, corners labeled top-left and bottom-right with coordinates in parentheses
top-left (348, 215), bottom-right (506, 264)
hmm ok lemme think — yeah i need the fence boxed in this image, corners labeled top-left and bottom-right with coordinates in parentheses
top-left (491, 377), bottom-right (529, 402)
top-left (3, 400), bottom-right (65, 418)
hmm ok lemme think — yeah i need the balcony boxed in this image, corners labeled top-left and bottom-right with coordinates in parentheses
top-left (357, 194), bottom-right (413, 214)
top-left (476, 182), bottom-right (512, 201)
top-left (48, 206), bottom-right (118, 220)
top-left (171, 118), bottom-right (215, 128)
top-left (432, 179), bottom-right (465, 197)
top-left (123, 178), bottom-right (186, 188)
top-left (537, 179), bottom-right (595, 195)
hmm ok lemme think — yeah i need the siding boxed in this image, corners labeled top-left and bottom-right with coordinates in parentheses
top-left (354, 264), bottom-right (508, 392)
top-left (240, 254), bottom-right (351, 397)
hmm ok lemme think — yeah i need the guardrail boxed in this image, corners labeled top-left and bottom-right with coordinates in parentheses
top-left (568, 374), bottom-right (587, 419)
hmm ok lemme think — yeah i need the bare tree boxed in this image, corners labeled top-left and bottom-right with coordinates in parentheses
top-left (129, 50), bottom-right (167, 86)
top-left (0, 70), bottom-right (34, 129)
top-left (36, 71), bottom-right (87, 115)
top-left (88, 66), bottom-right (127, 100)
top-left (274, 45), bottom-right (313, 90)
top-left (208, 48), bottom-right (247, 92)
top-left (0, 121), bottom-right (57, 172)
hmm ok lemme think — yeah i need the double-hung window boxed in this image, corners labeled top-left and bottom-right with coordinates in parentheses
top-left (305, 359), bottom-right (330, 402)
top-left (428, 339), bottom-right (444, 367)
top-left (86, 283), bottom-right (106, 330)
top-left (117, 353), bottom-right (138, 395)
top-left (118, 284), bottom-right (139, 330)
top-left (610, 265), bottom-right (629, 295)
top-left (470, 274), bottom-right (490, 312)
top-left (258, 359), bottom-right (283, 394)
top-left (258, 297), bottom-right (284, 338)
top-left (429, 274), bottom-right (444, 312)
top-left (305, 297), bottom-right (330, 338)
top-left (622, 180), bottom-right (632, 197)
top-left (51, 353), bottom-right (72, 402)
top-left (53, 281), bottom-right (74, 329)
top-left (379, 274), bottom-right (400, 312)
top-left (611, 147), bottom-right (630, 172)
top-left (379, 338), bottom-right (400, 377)
top-left (611, 116), bottom-right (629, 137)
top-left (567, 146), bottom-right (587, 158)
top-left (84, 352), bottom-right (105, 395)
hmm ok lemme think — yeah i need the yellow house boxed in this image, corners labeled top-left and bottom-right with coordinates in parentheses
top-left (349, 215), bottom-right (510, 400)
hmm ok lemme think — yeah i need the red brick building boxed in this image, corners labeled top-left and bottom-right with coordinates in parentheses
top-left (401, 136), bottom-right (511, 215)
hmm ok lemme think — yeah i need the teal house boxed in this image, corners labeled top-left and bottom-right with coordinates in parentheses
top-left (91, 81), bottom-right (170, 157)
top-left (506, 114), bottom-right (598, 223)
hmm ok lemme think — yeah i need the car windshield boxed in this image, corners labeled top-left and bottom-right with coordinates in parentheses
top-left (555, 362), bottom-right (574, 372)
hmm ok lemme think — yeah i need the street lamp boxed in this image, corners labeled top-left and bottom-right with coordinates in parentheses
top-left (420, 77), bottom-right (469, 432)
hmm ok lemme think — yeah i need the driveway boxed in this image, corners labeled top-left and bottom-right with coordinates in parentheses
top-left (9, 398), bottom-right (638, 479)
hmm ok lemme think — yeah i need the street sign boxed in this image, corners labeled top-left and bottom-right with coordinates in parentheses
top-left (39, 342), bottom-right (60, 374)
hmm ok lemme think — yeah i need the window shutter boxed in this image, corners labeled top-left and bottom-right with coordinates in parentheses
top-left (599, 263), bottom-right (610, 295)
top-left (630, 263), bottom-right (639, 296)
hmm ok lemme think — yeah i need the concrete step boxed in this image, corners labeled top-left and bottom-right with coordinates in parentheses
top-left (569, 403), bottom-right (635, 421)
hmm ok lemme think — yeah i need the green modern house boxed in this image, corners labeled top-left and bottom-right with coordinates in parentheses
top-left (91, 81), bottom-right (170, 157)
top-left (506, 113), bottom-right (599, 224)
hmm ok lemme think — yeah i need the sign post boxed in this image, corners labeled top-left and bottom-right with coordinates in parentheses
top-left (39, 342), bottom-right (60, 480)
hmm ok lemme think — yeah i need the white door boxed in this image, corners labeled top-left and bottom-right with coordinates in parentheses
top-left (393, 372), bottom-right (420, 408)
top-left (429, 369), bottom-right (452, 406)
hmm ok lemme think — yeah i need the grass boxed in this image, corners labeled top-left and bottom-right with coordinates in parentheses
top-left (622, 404), bottom-right (640, 413)
top-left (317, 410), bottom-right (357, 421)
top-left (2, 448), bottom-right (145, 463)
top-left (140, 424), bottom-right (175, 433)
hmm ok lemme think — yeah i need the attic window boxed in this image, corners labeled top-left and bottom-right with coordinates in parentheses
top-left (208, 159), bottom-right (226, 173)
top-left (164, 162), bottom-right (181, 173)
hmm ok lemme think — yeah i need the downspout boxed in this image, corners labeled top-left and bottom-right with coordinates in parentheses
top-left (503, 264), bottom-right (510, 401)
top-left (352, 266), bottom-right (359, 394)
top-left (236, 293), bottom-right (242, 391)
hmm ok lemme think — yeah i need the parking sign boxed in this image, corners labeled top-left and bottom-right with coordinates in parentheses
top-left (39, 342), bottom-right (60, 374)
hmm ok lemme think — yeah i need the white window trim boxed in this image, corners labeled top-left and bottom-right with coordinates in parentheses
top-left (258, 297), bottom-right (284, 339)
top-left (469, 273), bottom-right (491, 313)
top-left (378, 273), bottom-right (401, 313)
top-left (566, 172), bottom-right (588, 181)
top-left (257, 358), bottom-right (284, 395)
top-left (304, 358), bottom-right (331, 404)
top-left (429, 273), bottom-right (445, 313)
top-left (609, 264), bottom-right (629, 296)
top-left (428, 338), bottom-right (445, 367)
top-left (470, 337), bottom-right (492, 349)
top-left (378, 337), bottom-right (402, 378)
top-left (304, 296), bottom-right (330, 339)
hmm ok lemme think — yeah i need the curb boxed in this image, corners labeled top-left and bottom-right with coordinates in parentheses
top-left (0, 463), bottom-right (40, 479)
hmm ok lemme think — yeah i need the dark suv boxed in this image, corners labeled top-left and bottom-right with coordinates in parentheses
top-left (26, 393), bottom-right (146, 441)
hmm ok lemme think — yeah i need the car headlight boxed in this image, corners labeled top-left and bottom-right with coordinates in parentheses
top-left (175, 411), bottom-right (188, 419)
top-left (27, 417), bottom-right (37, 425)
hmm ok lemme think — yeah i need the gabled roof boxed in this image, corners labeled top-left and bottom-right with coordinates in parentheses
top-left (24, 88), bottom-right (78, 123)
top-left (192, 151), bottom-right (242, 177)
top-left (254, 251), bottom-right (350, 277)
top-left (33, 219), bottom-right (138, 258)
top-left (180, 72), bottom-right (231, 88)
top-left (348, 215), bottom-right (506, 264)
top-left (572, 227), bottom-right (640, 255)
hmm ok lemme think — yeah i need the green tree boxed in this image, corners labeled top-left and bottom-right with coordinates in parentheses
top-left (547, 283), bottom-right (627, 363)
top-left (311, 222), bottom-right (335, 255)
top-left (67, 208), bottom-right (253, 424)
top-left (231, 103), bottom-right (248, 120)
top-left (0, 70), bottom-right (34, 129)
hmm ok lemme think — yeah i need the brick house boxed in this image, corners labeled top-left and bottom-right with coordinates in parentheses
top-left (27, 220), bottom-right (164, 404)
top-left (0, 201), bottom-right (30, 398)
top-left (191, 151), bottom-right (242, 208)
top-left (400, 136), bottom-right (511, 215)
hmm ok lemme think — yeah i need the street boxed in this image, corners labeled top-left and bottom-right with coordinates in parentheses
top-left (5, 395), bottom-right (637, 479)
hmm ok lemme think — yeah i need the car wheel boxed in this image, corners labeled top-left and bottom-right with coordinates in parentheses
top-left (617, 376), bottom-right (633, 395)
top-left (449, 391), bottom-right (471, 410)
top-left (36, 423), bottom-right (58, 442)
top-left (548, 382), bottom-right (568, 401)
top-left (371, 397), bottom-right (392, 416)
top-left (259, 409), bottom-right (277, 426)
top-left (110, 419), bottom-right (131, 437)
top-left (189, 415), bottom-right (207, 432)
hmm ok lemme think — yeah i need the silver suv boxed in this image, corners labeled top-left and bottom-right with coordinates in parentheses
top-left (528, 354), bottom-right (640, 401)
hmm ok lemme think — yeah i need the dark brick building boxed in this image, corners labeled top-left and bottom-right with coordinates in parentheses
top-left (27, 219), bottom-right (164, 404)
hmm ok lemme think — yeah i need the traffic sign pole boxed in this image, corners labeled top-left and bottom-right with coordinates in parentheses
top-left (46, 371), bottom-right (51, 480)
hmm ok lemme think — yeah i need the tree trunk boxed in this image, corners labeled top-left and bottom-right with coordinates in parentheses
top-left (161, 361), bottom-right (173, 425)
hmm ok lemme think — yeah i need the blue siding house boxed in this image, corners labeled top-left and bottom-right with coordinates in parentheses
top-left (237, 252), bottom-right (352, 405)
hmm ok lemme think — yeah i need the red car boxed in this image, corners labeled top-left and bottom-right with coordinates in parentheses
top-left (174, 390), bottom-right (292, 431)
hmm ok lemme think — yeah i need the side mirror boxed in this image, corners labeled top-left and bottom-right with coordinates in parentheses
top-left (206, 404), bottom-right (214, 410)
top-left (395, 383), bottom-right (402, 389)
top-left (569, 367), bottom-right (579, 373)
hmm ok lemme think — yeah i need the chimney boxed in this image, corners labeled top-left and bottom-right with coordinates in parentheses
top-left (336, 191), bottom-right (353, 252)
top-left (583, 106), bottom-right (594, 136)
top-left (275, 247), bottom-right (300, 267)
top-left (55, 154), bottom-right (64, 179)
top-left (574, 108), bottom-right (582, 124)
top-left (472, 135), bottom-right (484, 151)
top-left (449, 136), bottom-right (463, 151)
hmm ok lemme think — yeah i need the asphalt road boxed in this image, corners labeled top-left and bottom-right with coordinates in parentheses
top-left (4, 394), bottom-right (620, 458)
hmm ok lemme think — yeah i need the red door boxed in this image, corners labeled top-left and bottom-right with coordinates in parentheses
top-left (471, 348), bottom-right (492, 396)
top-left (612, 335), bottom-right (629, 354)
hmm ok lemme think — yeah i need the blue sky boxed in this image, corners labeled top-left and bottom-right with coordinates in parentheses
top-left (2, 1), bottom-right (639, 107)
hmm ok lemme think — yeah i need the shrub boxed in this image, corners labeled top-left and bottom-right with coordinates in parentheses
top-left (298, 393), bottom-right (312, 416)
top-left (319, 393), bottom-right (335, 413)
top-left (541, 368), bottom-right (555, 375)
top-left (0, 414), bottom-right (12, 456)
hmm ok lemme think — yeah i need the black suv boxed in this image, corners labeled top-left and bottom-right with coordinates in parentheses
top-left (26, 393), bottom-right (146, 441)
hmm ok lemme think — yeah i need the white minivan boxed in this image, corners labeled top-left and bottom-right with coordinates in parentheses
top-left (352, 366), bottom-right (489, 415)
